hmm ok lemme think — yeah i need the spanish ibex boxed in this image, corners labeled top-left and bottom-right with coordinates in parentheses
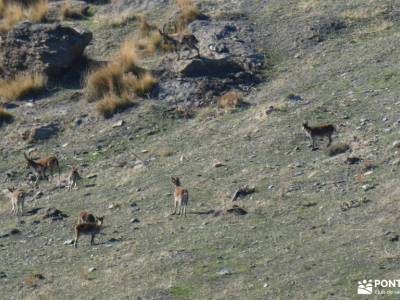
top-left (171, 176), bottom-right (189, 217)
top-left (159, 24), bottom-right (200, 60)
top-left (7, 187), bottom-right (25, 216)
top-left (24, 152), bottom-right (61, 186)
top-left (302, 121), bottom-right (336, 150)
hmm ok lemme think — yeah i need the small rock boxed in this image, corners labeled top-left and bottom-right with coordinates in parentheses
top-left (130, 218), bottom-right (140, 223)
top-left (64, 239), bottom-right (74, 245)
top-left (9, 228), bottom-right (21, 235)
top-left (393, 141), bottom-right (400, 148)
top-left (213, 161), bottom-right (225, 168)
top-left (141, 150), bottom-right (149, 153)
top-left (88, 267), bottom-right (96, 273)
top-left (217, 268), bottom-right (232, 276)
top-left (86, 174), bottom-right (97, 179)
top-left (112, 120), bottom-right (124, 128)
top-left (362, 184), bottom-right (374, 191)
top-left (263, 283), bottom-right (269, 288)
top-left (267, 185), bottom-right (274, 190)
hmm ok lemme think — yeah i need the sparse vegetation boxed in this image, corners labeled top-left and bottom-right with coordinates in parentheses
top-left (61, 0), bottom-right (89, 20)
top-left (0, 108), bottom-right (14, 125)
top-left (176, 0), bottom-right (201, 31)
top-left (217, 91), bottom-right (247, 111)
top-left (85, 38), bottom-right (157, 117)
top-left (95, 93), bottom-right (137, 118)
top-left (98, 11), bottom-right (138, 28)
top-left (0, 0), bottom-right (48, 33)
top-left (0, 73), bottom-right (47, 102)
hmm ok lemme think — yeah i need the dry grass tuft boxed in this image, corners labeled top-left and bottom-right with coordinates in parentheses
top-left (99, 11), bottom-right (138, 28)
top-left (85, 38), bottom-right (157, 117)
top-left (61, 0), bottom-right (88, 20)
top-left (0, 0), bottom-right (48, 33)
top-left (176, 0), bottom-right (201, 31)
top-left (0, 73), bottom-right (47, 102)
top-left (218, 91), bottom-right (247, 111)
top-left (0, 108), bottom-right (14, 125)
top-left (96, 93), bottom-right (137, 118)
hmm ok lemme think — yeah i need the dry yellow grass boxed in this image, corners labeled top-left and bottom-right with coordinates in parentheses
top-left (0, 0), bottom-right (48, 33)
top-left (85, 39), bottom-right (157, 107)
top-left (98, 11), bottom-right (138, 27)
top-left (130, 72), bottom-right (158, 97)
top-left (217, 91), bottom-right (245, 111)
top-left (61, 0), bottom-right (88, 20)
top-left (96, 93), bottom-right (137, 118)
top-left (0, 73), bottom-right (47, 102)
top-left (85, 63), bottom-right (124, 102)
top-left (0, 108), bottom-right (14, 125)
top-left (176, 0), bottom-right (200, 31)
top-left (340, 5), bottom-right (388, 21)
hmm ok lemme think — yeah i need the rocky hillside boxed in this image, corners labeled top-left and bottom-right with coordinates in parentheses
top-left (1, 0), bottom-right (400, 299)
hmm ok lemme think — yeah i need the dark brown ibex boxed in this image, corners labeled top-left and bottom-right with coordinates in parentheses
top-left (302, 121), bottom-right (336, 150)
top-left (159, 24), bottom-right (200, 60)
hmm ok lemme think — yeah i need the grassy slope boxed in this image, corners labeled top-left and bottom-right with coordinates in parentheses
top-left (1, 0), bottom-right (400, 299)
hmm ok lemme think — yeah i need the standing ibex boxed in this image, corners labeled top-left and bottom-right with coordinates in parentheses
top-left (7, 187), bottom-right (25, 216)
top-left (171, 176), bottom-right (189, 217)
top-left (24, 152), bottom-right (61, 186)
top-left (67, 166), bottom-right (81, 190)
top-left (74, 223), bottom-right (104, 248)
top-left (302, 121), bottom-right (336, 150)
top-left (159, 24), bottom-right (200, 60)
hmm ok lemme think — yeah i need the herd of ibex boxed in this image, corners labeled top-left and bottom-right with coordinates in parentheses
top-left (2, 120), bottom-right (336, 247)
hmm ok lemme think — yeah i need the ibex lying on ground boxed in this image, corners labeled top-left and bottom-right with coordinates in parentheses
top-left (302, 121), bottom-right (336, 150)
top-left (74, 222), bottom-right (104, 248)
top-left (159, 25), bottom-right (200, 60)
top-left (7, 187), bottom-right (25, 216)
top-left (171, 176), bottom-right (189, 217)
top-left (77, 211), bottom-right (104, 225)
top-left (24, 152), bottom-right (61, 186)
top-left (67, 167), bottom-right (81, 190)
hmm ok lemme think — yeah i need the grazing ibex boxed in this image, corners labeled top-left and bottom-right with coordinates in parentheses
top-left (7, 187), bottom-right (25, 216)
top-left (67, 167), bottom-right (81, 190)
top-left (159, 25), bottom-right (200, 60)
top-left (77, 211), bottom-right (104, 225)
top-left (171, 176), bottom-right (189, 217)
top-left (302, 121), bottom-right (336, 150)
top-left (24, 152), bottom-right (60, 186)
top-left (74, 222), bottom-right (104, 248)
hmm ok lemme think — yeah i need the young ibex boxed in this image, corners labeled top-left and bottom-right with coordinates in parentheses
top-left (7, 187), bottom-right (25, 216)
top-left (67, 167), bottom-right (81, 190)
top-left (302, 121), bottom-right (336, 150)
top-left (159, 25), bottom-right (200, 60)
top-left (77, 211), bottom-right (104, 225)
top-left (24, 152), bottom-right (61, 185)
top-left (74, 222), bottom-right (103, 248)
top-left (171, 176), bottom-right (189, 217)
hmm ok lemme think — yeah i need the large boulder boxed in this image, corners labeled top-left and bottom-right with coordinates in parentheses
top-left (175, 57), bottom-right (244, 78)
top-left (0, 21), bottom-right (92, 80)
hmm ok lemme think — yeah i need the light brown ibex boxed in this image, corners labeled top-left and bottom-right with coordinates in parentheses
top-left (171, 176), bottom-right (189, 217)
top-left (24, 152), bottom-right (61, 186)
